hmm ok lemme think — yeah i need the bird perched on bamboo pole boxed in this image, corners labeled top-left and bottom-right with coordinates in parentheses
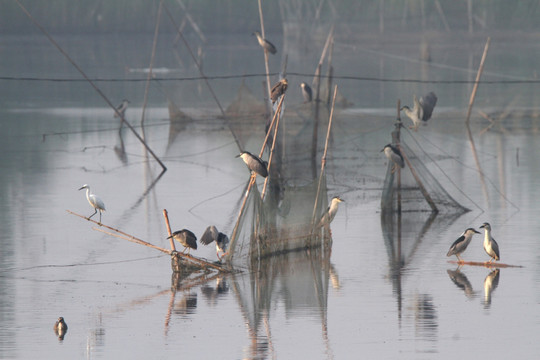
top-left (270, 78), bottom-right (288, 104)
top-left (317, 196), bottom-right (345, 228)
top-left (401, 92), bottom-right (437, 131)
top-left (300, 82), bottom-right (312, 103)
top-left (381, 144), bottom-right (405, 173)
top-left (53, 317), bottom-right (68, 340)
top-left (78, 184), bottom-right (106, 223)
top-left (252, 31), bottom-right (277, 54)
top-left (200, 225), bottom-right (230, 260)
top-left (446, 228), bottom-right (481, 262)
top-left (114, 99), bottom-right (130, 118)
top-left (479, 222), bottom-right (500, 263)
top-left (236, 151), bottom-right (268, 178)
top-left (167, 229), bottom-right (197, 254)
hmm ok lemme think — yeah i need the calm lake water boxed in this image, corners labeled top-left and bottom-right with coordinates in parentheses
top-left (1, 32), bottom-right (540, 359)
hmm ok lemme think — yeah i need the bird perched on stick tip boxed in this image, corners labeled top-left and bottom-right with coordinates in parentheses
top-left (236, 151), bottom-right (268, 178)
top-left (401, 91), bottom-right (437, 131)
top-left (318, 196), bottom-right (345, 228)
top-left (200, 225), bottom-right (230, 260)
top-left (300, 82), bottom-right (312, 103)
top-left (479, 222), bottom-right (500, 263)
top-left (381, 144), bottom-right (405, 173)
top-left (252, 31), bottom-right (277, 55)
top-left (168, 229), bottom-right (197, 254)
top-left (78, 184), bottom-right (106, 223)
top-left (271, 78), bottom-right (288, 104)
top-left (446, 228), bottom-right (481, 262)
top-left (114, 99), bottom-right (130, 118)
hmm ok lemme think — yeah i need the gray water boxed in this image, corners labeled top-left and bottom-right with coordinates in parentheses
top-left (1, 33), bottom-right (540, 359)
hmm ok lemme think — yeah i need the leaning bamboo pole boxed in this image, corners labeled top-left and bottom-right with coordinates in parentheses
top-left (141, 1), bottom-right (162, 126)
top-left (258, 0), bottom-right (273, 113)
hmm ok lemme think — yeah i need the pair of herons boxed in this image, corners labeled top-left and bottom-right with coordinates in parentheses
top-left (447, 223), bottom-right (501, 264)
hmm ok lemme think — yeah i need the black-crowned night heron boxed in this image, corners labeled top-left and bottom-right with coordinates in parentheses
top-left (381, 144), bottom-right (405, 173)
top-left (200, 225), bottom-right (230, 260)
top-left (479, 222), bottom-right (500, 263)
top-left (300, 82), bottom-right (312, 103)
top-left (252, 31), bottom-right (277, 55)
top-left (270, 78), bottom-right (288, 104)
top-left (446, 228), bottom-right (481, 262)
top-left (114, 99), bottom-right (130, 118)
top-left (53, 317), bottom-right (68, 340)
top-left (401, 91), bottom-right (437, 131)
top-left (78, 184), bottom-right (106, 223)
top-left (168, 229), bottom-right (197, 254)
top-left (236, 151), bottom-right (268, 178)
top-left (318, 196), bottom-right (344, 228)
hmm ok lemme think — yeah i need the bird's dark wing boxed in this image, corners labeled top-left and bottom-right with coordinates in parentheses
top-left (265, 39), bottom-right (277, 54)
top-left (420, 92), bottom-right (438, 121)
top-left (200, 225), bottom-right (219, 245)
top-left (447, 235), bottom-right (465, 256)
top-left (491, 237), bottom-right (500, 259)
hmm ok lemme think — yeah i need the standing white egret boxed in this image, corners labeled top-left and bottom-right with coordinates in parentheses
top-left (78, 184), bottom-right (106, 223)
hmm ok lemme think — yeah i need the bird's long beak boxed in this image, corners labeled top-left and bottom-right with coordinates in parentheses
top-left (474, 229), bottom-right (481, 233)
top-left (235, 153), bottom-right (242, 158)
top-left (78, 186), bottom-right (85, 191)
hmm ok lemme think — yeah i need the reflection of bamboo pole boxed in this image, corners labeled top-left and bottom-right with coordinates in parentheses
top-left (312, 86), bottom-right (338, 226)
top-left (465, 37), bottom-right (490, 204)
top-left (395, 100), bottom-right (402, 215)
top-left (448, 260), bottom-right (522, 268)
top-left (15, 1), bottom-right (167, 171)
top-left (141, 1), bottom-right (162, 126)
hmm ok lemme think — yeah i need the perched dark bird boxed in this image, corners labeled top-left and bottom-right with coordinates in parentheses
top-left (114, 99), bottom-right (130, 118)
top-left (78, 184), bottom-right (106, 223)
top-left (300, 82), bottom-right (312, 103)
top-left (53, 317), bottom-right (68, 340)
top-left (168, 229), bottom-right (197, 254)
top-left (236, 151), bottom-right (268, 178)
top-left (318, 196), bottom-right (345, 228)
top-left (381, 144), bottom-right (405, 173)
top-left (479, 222), bottom-right (500, 263)
top-left (401, 91), bottom-right (437, 131)
top-left (446, 228), bottom-right (481, 262)
top-left (252, 31), bottom-right (277, 54)
top-left (200, 225), bottom-right (230, 260)
top-left (270, 78), bottom-right (288, 104)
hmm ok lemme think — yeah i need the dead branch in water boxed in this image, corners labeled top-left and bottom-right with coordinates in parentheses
top-left (448, 260), bottom-right (523, 268)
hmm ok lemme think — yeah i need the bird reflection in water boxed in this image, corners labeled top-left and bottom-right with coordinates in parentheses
top-left (447, 267), bottom-right (476, 299)
top-left (483, 269), bottom-right (500, 309)
top-left (174, 292), bottom-right (197, 316)
top-left (53, 317), bottom-right (68, 341)
top-left (201, 277), bottom-right (230, 306)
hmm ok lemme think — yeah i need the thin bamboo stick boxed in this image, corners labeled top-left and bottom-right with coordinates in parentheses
top-left (398, 145), bottom-right (438, 212)
top-left (93, 227), bottom-right (170, 254)
top-left (311, 85), bottom-right (338, 226)
top-left (258, 0), bottom-right (273, 113)
top-left (163, 209), bottom-right (176, 251)
top-left (15, 0), bottom-right (167, 171)
top-left (448, 260), bottom-right (523, 268)
top-left (141, 1), bottom-right (162, 126)
top-left (260, 103), bottom-right (283, 199)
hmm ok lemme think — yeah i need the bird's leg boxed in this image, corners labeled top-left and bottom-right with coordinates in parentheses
top-left (99, 211), bottom-right (102, 224)
top-left (88, 209), bottom-right (97, 219)
top-left (456, 254), bottom-right (463, 263)
top-left (391, 164), bottom-right (397, 174)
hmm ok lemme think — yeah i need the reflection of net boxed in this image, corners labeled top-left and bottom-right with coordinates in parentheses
top-left (381, 132), bottom-right (469, 214)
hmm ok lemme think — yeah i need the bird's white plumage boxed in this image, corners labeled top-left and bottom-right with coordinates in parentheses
top-left (79, 184), bottom-right (106, 222)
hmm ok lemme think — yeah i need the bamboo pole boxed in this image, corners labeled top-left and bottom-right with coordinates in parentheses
top-left (141, 1), bottom-right (162, 126)
top-left (258, 0), bottom-right (273, 113)
top-left (465, 37), bottom-right (491, 204)
top-left (15, 0), bottom-right (167, 171)
top-left (311, 85), bottom-right (338, 226)
top-left (260, 96), bottom-right (286, 199)
top-left (163, 209), bottom-right (176, 252)
top-left (68, 210), bottom-right (228, 272)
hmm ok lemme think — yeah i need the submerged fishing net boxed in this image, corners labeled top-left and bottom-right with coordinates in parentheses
top-left (381, 126), bottom-right (470, 214)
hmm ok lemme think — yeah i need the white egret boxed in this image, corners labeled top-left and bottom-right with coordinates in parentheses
top-left (78, 184), bottom-right (106, 223)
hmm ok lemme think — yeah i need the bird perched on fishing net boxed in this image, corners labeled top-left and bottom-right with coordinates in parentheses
top-left (479, 222), bottom-right (500, 263)
top-left (78, 184), bottom-right (106, 223)
top-left (114, 99), bottom-right (130, 118)
top-left (381, 144), bottom-right (405, 173)
top-left (300, 82), bottom-right (312, 103)
top-left (317, 196), bottom-right (345, 228)
top-left (446, 228), bottom-right (481, 262)
top-left (168, 229), bottom-right (197, 254)
top-left (236, 151), bottom-right (268, 178)
top-left (271, 78), bottom-right (288, 104)
top-left (200, 225), bottom-right (230, 260)
top-left (401, 91), bottom-right (437, 131)
top-left (53, 317), bottom-right (68, 340)
top-left (252, 31), bottom-right (277, 55)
